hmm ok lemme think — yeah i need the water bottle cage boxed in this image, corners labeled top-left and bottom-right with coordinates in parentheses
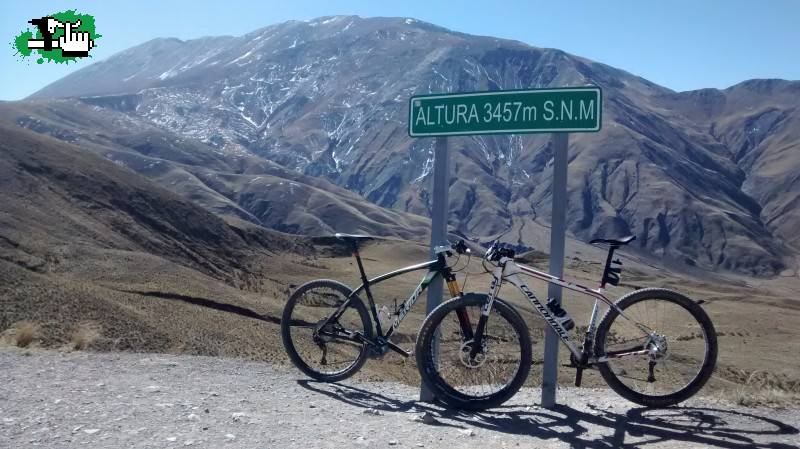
top-left (546, 298), bottom-right (566, 316)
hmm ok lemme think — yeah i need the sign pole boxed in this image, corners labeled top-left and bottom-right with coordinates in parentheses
top-left (420, 136), bottom-right (449, 402)
top-left (542, 132), bottom-right (569, 408)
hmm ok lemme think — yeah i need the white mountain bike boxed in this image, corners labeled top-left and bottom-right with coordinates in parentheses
top-left (415, 237), bottom-right (718, 410)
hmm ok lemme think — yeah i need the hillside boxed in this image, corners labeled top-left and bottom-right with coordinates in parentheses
top-left (0, 122), bottom-right (307, 352)
top-left (0, 100), bottom-right (431, 241)
top-left (26, 16), bottom-right (800, 276)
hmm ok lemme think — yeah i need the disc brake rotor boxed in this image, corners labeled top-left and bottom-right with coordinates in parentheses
top-left (459, 340), bottom-right (487, 368)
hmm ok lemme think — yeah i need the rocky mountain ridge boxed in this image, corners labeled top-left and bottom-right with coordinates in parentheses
top-left (25, 16), bottom-right (800, 276)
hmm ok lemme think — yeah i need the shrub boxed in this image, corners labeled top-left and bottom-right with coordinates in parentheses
top-left (69, 322), bottom-right (101, 350)
top-left (13, 321), bottom-right (40, 348)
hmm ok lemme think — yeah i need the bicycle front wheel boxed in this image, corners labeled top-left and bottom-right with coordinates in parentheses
top-left (281, 279), bottom-right (373, 382)
top-left (594, 288), bottom-right (717, 407)
top-left (416, 293), bottom-right (532, 410)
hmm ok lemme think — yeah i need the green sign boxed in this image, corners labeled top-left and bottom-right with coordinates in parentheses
top-left (408, 87), bottom-right (602, 137)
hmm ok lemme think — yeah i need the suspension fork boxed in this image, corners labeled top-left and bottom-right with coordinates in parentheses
top-left (468, 266), bottom-right (503, 358)
top-left (444, 270), bottom-right (475, 340)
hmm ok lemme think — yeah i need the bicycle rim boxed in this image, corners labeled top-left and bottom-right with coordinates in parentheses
top-left (427, 297), bottom-right (528, 400)
top-left (285, 283), bottom-right (368, 377)
top-left (598, 292), bottom-right (715, 400)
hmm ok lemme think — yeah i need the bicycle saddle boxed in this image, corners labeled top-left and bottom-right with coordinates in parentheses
top-left (333, 233), bottom-right (375, 244)
top-left (589, 235), bottom-right (636, 246)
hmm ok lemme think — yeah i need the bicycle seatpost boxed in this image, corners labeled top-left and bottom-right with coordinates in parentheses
top-left (350, 241), bottom-right (370, 284)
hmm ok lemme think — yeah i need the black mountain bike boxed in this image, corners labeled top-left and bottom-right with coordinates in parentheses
top-left (281, 233), bottom-right (464, 381)
top-left (416, 237), bottom-right (718, 410)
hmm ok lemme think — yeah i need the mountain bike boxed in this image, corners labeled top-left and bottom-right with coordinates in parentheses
top-left (415, 237), bottom-right (718, 410)
top-left (281, 233), bottom-right (465, 381)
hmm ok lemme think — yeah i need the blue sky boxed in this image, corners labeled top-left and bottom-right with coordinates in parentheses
top-left (2, 0), bottom-right (798, 100)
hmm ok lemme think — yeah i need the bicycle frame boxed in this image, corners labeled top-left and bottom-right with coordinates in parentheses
top-left (482, 257), bottom-right (653, 364)
top-left (325, 250), bottom-right (459, 344)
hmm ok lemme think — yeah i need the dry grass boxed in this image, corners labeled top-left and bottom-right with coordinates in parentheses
top-left (69, 322), bottom-right (101, 350)
top-left (727, 370), bottom-right (800, 408)
top-left (295, 256), bottom-right (328, 269)
top-left (12, 321), bottom-right (40, 348)
top-left (731, 386), bottom-right (798, 408)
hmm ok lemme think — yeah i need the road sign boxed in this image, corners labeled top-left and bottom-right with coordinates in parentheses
top-left (410, 86), bottom-right (602, 408)
top-left (409, 87), bottom-right (601, 137)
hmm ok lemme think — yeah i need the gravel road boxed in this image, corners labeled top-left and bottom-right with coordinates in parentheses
top-left (1, 349), bottom-right (797, 448)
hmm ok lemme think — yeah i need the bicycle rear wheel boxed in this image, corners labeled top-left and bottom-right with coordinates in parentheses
top-left (416, 293), bottom-right (532, 410)
top-left (281, 279), bottom-right (373, 382)
top-left (594, 288), bottom-right (717, 407)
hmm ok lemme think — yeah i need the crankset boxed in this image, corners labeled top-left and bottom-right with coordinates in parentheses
top-left (367, 336), bottom-right (411, 359)
top-left (563, 352), bottom-right (594, 387)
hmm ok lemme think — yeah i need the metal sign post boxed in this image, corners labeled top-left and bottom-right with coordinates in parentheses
top-left (419, 136), bottom-right (449, 402)
top-left (409, 87), bottom-right (600, 406)
top-left (541, 132), bottom-right (569, 408)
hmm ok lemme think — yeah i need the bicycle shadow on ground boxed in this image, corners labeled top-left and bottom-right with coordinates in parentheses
top-left (298, 380), bottom-right (798, 449)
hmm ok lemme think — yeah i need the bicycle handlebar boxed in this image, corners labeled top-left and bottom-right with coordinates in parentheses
top-left (449, 238), bottom-right (516, 262)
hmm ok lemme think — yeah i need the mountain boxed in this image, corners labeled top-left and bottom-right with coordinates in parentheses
top-left (655, 80), bottom-right (800, 251)
top-left (0, 100), bottom-right (430, 241)
top-left (0, 120), bottom-right (295, 283)
top-left (0, 121), bottom-right (325, 354)
top-left (26, 16), bottom-right (800, 276)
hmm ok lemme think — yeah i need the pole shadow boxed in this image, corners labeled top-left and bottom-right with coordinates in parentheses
top-left (297, 380), bottom-right (799, 448)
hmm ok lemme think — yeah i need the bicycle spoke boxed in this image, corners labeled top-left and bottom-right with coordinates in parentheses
top-left (432, 303), bottom-right (522, 397)
top-left (286, 284), bottom-right (366, 377)
top-left (601, 296), bottom-right (711, 399)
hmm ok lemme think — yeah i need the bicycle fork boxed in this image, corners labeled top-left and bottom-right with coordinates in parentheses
top-left (465, 268), bottom-right (503, 360)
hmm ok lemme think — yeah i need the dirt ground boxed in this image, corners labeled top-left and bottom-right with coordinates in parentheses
top-left (1, 349), bottom-right (798, 449)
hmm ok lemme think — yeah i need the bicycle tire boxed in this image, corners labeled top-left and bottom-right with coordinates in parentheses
top-left (281, 279), bottom-right (373, 382)
top-left (594, 288), bottom-right (717, 407)
top-left (416, 293), bottom-right (532, 410)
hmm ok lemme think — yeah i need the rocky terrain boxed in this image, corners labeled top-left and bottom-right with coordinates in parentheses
top-left (1, 349), bottom-right (798, 448)
top-left (24, 15), bottom-right (800, 276)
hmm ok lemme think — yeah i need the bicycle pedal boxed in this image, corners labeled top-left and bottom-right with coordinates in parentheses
top-left (387, 341), bottom-right (412, 358)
